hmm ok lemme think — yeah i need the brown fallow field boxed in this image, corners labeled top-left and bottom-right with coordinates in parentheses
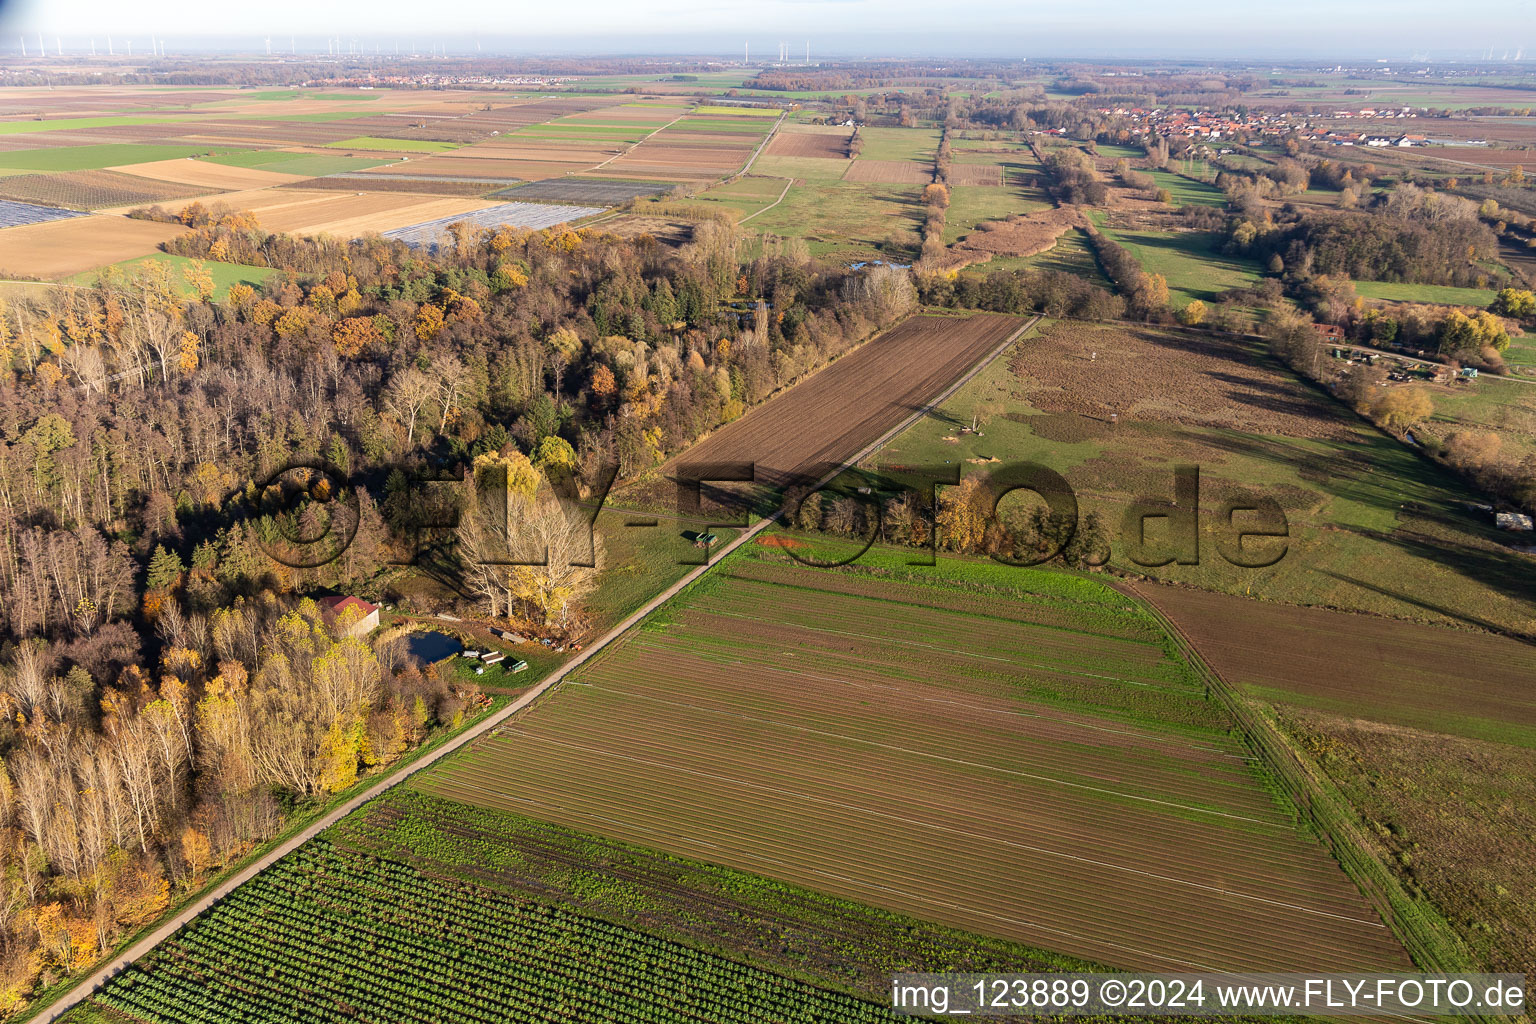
top-left (472, 139), bottom-right (624, 159)
top-left (170, 120), bottom-right (371, 146)
top-left (0, 86), bottom-right (241, 114)
top-left (281, 176), bottom-right (498, 197)
top-left (109, 158), bottom-right (306, 190)
top-left (1012, 321), bottom-right (1359, 441)
top-left (1279, 708), bottom-right (1536, 980)
top-left (0, 134), bottom-right (100, 152)
top-left (679, 311), bottom-right (1028, 487)
top-left (1136, 582), bottom-right (1536, 747)
top-left (766, 129), bottom-right (855, 160)
top-left (453, 96), bottom-right (618, 129)
top-left (234, 191), bottom-right (498, 237)
top-left (0, 215), bottom-right (186, 278)
top-left (843, 158), bottom-right (935, 184)
top-left (1407, 118), bottom-right (1536, 144)
top-left (603, 137), bottom-right (757, 178)
top-left (357, 153), bottom-right (593, 179)
top-left (957, 206), bottom-right (1086, 257)
top-left (1431, 148), bottom-right (1536, 169)
top-left (92, 188), bottom-right (501, 238)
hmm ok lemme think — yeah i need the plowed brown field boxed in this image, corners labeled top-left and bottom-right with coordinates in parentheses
top-left (0, 215), bottom-right (186, 278)
top-left (1136, 581), bottom-right (1536, 747)
top-left (844, 158), bottom-right (934, 184)
top-left (109, 158), bottom-right (305, 190)
top-left (419, 554), bottom-right (1411, 974)
top-left (678, 311), bottom-right (1027, 486)
top-left (767, 129), bottom-right (855, 159)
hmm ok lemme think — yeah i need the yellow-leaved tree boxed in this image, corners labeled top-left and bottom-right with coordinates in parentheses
top-left (456, 449), bottom-right (602, 626)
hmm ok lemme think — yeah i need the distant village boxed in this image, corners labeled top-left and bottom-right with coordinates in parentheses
top-left (1091, 105), bottom-right (1481, 148)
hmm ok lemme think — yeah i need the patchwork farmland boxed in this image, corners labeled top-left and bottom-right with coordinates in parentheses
top-left (414, 548), bottom-right (1412, 974)
top-left (10, 56), bottom-right (1536, 1024)
top-left (0, 87), bottom-right (772, 280)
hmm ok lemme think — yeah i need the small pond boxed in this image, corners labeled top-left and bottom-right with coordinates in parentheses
top-left (405, 630), bottom-right (463, 664)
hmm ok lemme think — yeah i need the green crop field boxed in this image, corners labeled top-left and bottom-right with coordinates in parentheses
top-left (1094, 143), bottom-right (1148, 162)
top-left (1422, 375), bottom-right (1536, 459)
top-left (1504, 334), bottom-right (1536, 367)
top-left (751, 153), bottom-right (854, 181)
top-left (1088, 213), bottom-right (1264, 305)
top-left (693, 105), bottom-right (781, 117)
top-left (325, 136), bottom-right (460, 152)
top-left (1019, 226), bottom-right (1110, 281)
top-left (0, 143), bottom-right (239, 173)
top-left (856, 126), bottom-right (941, 162)
top-left (1045, 230), bottom-right (1107, 276)
top-left (1145, 169), bottom-right (1227, 207)
top-left (692, 174), bottom-right (790, 218)
top-left (671, 117), bottom-right (776, 133)
top-left (749, 180), bottom-right (922, 259)
top-left (944, 185), bottom-right (1051, 244)
top-left (411, 542), bottom-right (1410, 974)
top-left (68, 252), bottom-right (276, 301)
top-left (0, 115), bottom-right (200, 135)
top-left (581, 507), bottom-right (740, 630)
top-left (70, 838), bottom-right (903, 1024)
top-left (1352, 280), bottom-right (1499, 306)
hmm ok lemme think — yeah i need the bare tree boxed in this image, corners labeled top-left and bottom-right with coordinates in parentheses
top-left (383, 366), bottom-right (434, 447)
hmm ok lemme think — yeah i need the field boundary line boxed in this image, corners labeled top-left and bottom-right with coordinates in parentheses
top-left (33, 310), bottom-right (1033, 1024)
top-left (732, 111), bottom-right (786, 179)
top-left (588, 110), bottom-right (690, 172)
top-left (1115, 579), bottom-right (1489, 1005)
top-left (859, 314), bottom-right (1039, 465)
top-left (739, 175), bottom-right (793, 224)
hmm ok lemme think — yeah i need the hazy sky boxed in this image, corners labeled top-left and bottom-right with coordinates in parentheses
top-left (1, 0), bottom-right (1532, 59)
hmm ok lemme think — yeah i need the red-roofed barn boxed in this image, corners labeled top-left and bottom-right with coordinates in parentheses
top-left (317, 595), bottom-right (380, 638)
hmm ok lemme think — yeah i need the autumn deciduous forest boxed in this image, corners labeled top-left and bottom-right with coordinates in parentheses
top-left (0, 205), bottom-right (920, 1008)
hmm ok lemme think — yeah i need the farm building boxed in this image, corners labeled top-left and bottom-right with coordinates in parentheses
top-left (1312, 323), bottom-right (1345, 341)
top-left (317, 595), bottom-right (381, 637)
